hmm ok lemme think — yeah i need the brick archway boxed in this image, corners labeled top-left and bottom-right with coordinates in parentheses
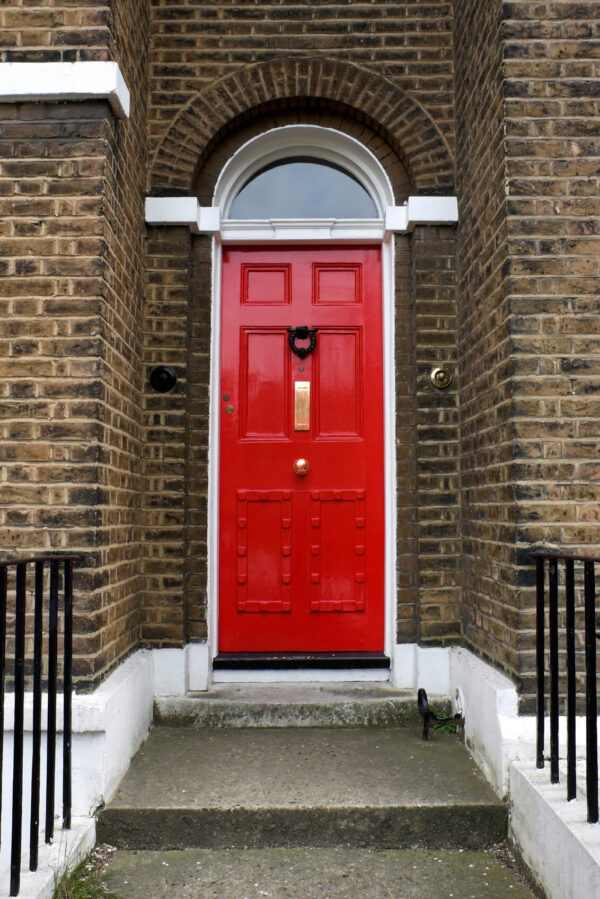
top-left (148, 56), bottom-right (454, 194)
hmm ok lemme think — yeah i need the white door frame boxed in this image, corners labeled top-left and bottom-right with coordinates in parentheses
top-left (205, 126), bottom-right (398, 683)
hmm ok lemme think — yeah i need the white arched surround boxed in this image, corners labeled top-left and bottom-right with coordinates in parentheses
top-left (206, 125), bottom-right (398, 683)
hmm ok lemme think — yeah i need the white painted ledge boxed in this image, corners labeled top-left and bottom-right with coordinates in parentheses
top-left (145, 197), bottom-right (220, 234)
top-left (0, 62), bottom-right (130, 118)
top-left (385, 196), bottom-right (458, 232)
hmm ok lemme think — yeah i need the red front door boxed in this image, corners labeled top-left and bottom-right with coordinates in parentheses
top-left (218, 246), bottom-right (384, 652)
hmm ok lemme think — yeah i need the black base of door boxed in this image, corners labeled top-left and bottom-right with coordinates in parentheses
top-left (213, 651), bottom-right (390, 670)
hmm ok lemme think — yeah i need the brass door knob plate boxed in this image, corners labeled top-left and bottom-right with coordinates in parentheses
top-left (293, 458), bottom-right (310, 476)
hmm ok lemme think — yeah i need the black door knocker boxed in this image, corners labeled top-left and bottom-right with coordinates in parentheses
top-left (288, 326), bottom-right (318, 359)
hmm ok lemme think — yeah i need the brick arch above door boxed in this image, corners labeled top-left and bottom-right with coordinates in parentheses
top-left (148, 56), bottom-right (455, 194)
top-left (191, 107), bottom-right (413, 211)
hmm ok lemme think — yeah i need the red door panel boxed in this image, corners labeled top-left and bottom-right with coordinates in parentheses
top-left (219, 246), bottom-right (384, 652)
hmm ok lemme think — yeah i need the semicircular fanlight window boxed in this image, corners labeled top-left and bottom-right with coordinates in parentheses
top-left (228, 157), bottom-right (378, 219)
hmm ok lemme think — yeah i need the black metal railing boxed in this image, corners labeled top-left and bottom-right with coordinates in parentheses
top-left (0, 556), bottom-right (75, 897)
top-left (532, 551), bottom-right (599, 824)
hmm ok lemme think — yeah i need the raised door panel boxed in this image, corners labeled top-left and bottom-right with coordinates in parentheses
top-left (240, 329), bottom-right (290, 440)
top-left (309, 490), bottom-right (366, 613)
top-left (314, 329), bottom-right (362, 439)
top-left (236, 490), bottom-right (292, 613)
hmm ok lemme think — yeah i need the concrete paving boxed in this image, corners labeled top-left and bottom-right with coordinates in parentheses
top-left (155, 683), bottom-right (443, 728)
top-left (103, 847), bottom-right (537, 898)
top-left (97, 726), bottom-right (506, 850)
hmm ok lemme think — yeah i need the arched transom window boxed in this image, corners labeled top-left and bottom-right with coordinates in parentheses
top-left (229, 156), bottom-right (378, 219)
top-left (215, 125), bottom-right (394, 222)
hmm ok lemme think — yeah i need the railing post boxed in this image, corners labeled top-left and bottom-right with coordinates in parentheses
top-left (548, 558), bottom-right (559, 784)
top-left (0, 565), bottom-right (7, 858)
top-left (536, 556), bottom-right (545, 769)
top-left (584, 560), bottom-right (598, 824)
top-left (30, 561), bottom-right (44, 870)
top-left (45, 560), bottom-right (59, 844)
top-left (565, 559), bottom-right (576, 801)
top-left (63, 559), bottom-right (73, 830)
top-left (10, 563), bottom-right (27, 897)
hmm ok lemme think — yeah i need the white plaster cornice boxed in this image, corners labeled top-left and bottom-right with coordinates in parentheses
top-left (0, 61), bottom-right (131, 118)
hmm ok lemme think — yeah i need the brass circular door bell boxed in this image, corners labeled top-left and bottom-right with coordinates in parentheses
top-left (430, 366), bottom-right (453, 389)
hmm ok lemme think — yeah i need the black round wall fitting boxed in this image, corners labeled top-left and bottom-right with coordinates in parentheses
top-left (150, 365), bottom-right (177, 393)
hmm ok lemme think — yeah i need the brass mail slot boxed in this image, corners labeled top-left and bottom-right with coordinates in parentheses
top-left (294, 381), bottom-right (310, 430)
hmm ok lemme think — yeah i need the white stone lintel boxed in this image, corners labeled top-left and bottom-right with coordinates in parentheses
top-left (145, 197), bottom-right (221, 234)
top-left (147, 197), bottom-right (457, 238)
top-left (0, 61), bottom-right (130, 119)
top-left (385, 196), bottom-right (458, 234)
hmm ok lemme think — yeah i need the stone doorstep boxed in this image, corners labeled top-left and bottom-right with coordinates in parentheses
top-left (102, 847), bottom-right (538, 899)
top-left (97, 726), bottom-right (506, 851)
top-left (154, 682), bottom-right (451, 728)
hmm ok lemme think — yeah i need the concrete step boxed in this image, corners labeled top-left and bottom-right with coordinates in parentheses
top-left (97, 726), bottom-right (506, 851)
top-left (154, 683), bottom-right (451, 728)
top-left (103, 847), bottom-right (538, 899)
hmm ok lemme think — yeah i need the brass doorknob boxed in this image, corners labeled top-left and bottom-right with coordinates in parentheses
top-left (293, 458), bottom-right (310, 476)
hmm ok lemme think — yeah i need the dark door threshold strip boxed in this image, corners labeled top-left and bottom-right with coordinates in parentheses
top-left (213, 652), bottom-right (391, 670)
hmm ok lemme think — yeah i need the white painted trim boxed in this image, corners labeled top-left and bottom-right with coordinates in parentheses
top-left (145, 197), bottom-right (221, 234)
top-left (187, 642), bottom-right (210, 692)
top-left (151, 644), bottom-right (210, 694)
top-left (385, 206), bottom-right (409, 233)
top-left (152, 646), bottom-right (187, 696)
top-left (382, 236), bottom-right (397, 664)
top-left (220, 218), bottom-right (384, 243)
top-left (391, 644), bottom-right (451, 695)
top-left (385, 197), bottom-right (458, 233)
top-left (0, 62), bottom-right (130, 119)
top-left (207, 236), bottom-right (221, 687)
top-left (407, 195), bottom-right (458, 227)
